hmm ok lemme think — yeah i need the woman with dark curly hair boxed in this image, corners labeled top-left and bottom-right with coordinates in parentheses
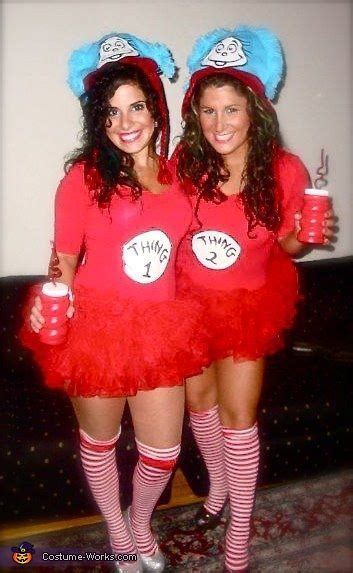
top-left (175, 26), bottom-right (335, 572)
top-left (21, 33), bottom-right (207, 573)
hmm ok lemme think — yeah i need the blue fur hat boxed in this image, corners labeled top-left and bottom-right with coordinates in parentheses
top-left (68, 33), bottom-right (176, 98)
top-left (185, 25), bottom-right (284, 101)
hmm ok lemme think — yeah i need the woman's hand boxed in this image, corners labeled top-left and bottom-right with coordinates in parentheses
top-left (279, 215), bottom-right (306, 256)
top-left (29, 249), bottom-right (78, 333)
top-left (294, 208), bottom-right (337, 245)
top-left (321, 208), bottom-right (337, 245)
top-left (29, 296), bottom-right (75, 333)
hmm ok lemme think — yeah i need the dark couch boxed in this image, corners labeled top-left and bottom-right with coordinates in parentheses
top-left (1, 257), bottom-right (352, 525)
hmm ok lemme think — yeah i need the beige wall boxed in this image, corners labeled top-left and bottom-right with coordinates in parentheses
top-left (1, 1), bottom-right (352, 276)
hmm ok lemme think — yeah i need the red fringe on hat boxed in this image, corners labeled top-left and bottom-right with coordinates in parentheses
top-left (181, 68), bottom-right (267, 119)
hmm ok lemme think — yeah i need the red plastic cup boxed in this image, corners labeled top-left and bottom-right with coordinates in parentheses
top-left (297, 189), bottom-right (330, 244)
top-left (39, 282), bottom-right (69, 345)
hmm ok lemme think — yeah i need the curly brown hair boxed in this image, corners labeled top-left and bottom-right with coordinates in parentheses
top-left (65, 64), bottom-right (162, 208)
top-left (177, 73), bottom-right (282, 233)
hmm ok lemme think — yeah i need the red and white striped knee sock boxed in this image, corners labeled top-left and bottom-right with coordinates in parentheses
top-left (130, 440), bottom-right (180, 556)
top-left (222, 423), bottom-right (259, 572)
top-left (79, 428), bottom-right (136, 555)
top-left (189, 405), bottom-right (228, 514)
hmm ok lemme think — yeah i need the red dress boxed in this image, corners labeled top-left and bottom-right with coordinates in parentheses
top-left (176, 150), bottom-right (309, 362)
top-left (21, 163), bottom-right (207, 397)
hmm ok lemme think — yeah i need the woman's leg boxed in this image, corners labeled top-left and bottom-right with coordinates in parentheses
top-left (216, 357), bottom-right (264, 572)
top-left (127, 386), bottom-right (184, 558)
top-left (185, 365), bottom-right (228, 516)
top-left (71, 397), bottom-right (137, 559)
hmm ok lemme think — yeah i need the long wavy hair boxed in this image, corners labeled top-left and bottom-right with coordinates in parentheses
top-left (177, 74), bottom-right (282, 233)
top-left (65, 64), bottom-right (162, 208)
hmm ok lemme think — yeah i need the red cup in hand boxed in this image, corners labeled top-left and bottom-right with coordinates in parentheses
top-left (39, 282), bottom-right (69, 345)
top-left (297, 189), bottom-right (331, 244)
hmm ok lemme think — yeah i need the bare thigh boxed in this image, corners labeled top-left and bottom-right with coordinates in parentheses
top-left (185, 362), bottom-right (218, 412)
top-left (216, 357), bottom-right (264, 429)
top-left (128, 386), bottom-right (185, 448)
top-left (71, 396), bottom-right (126, 440)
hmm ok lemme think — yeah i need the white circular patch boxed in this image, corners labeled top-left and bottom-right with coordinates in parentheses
top-left (192, 230), bottom-right (241, 270)
top-left (122, 230), bottom-right (172, 284)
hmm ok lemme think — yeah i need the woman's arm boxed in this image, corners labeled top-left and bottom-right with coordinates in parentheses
top-left (276, 153), bottom-right (336, 256)
top-left (30, 165), bottom-right (88, 332)
top-left (48, 250), bottom-right (79, 289)
top-left (278, 231), bottom-right (305, 256)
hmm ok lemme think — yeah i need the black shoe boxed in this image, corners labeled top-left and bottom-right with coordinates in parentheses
top-left (194, 503), bottom-right (225, 530)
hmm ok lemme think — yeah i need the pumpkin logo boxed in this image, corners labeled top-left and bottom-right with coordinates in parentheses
top-left (11, 541), bottom-right (35, 565)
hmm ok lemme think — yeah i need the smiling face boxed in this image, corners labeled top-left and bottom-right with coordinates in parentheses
top-left (12, 551), bottom-right (32, 564)
top-left (98, 36), bottom-right (139, 68)
top-left (105, 82), bottom-right (155, 161)
top-left (197, 83), bottom-right (250, 161)
top-left (201, 37), bottom-right (247, 69)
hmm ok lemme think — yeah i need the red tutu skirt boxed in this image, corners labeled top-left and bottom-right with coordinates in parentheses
top-left (20, 285), bottom-right (208, 397)
top-left (177, 246), bottom-right (300, 363)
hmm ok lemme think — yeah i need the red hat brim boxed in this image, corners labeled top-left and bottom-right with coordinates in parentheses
top-left (181, 67), bottom-right (266, 118)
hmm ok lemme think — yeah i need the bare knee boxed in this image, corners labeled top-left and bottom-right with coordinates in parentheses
top-left (129, 386), bottom-right (184, 448)
top-left (79, 426), bottom-right (120, 442)
top-left (216, 358), bottom-right (263, 429)
top-left (79, 427), bottom-right (120, 450)
top-left (70, 396), bottom-right (125, 441)
top-left (218, 406), bottom-right (257, 430)
top-left (186, 383), bottom-right (217, 412)
top-left (185, 366), bottom-right (217, 412)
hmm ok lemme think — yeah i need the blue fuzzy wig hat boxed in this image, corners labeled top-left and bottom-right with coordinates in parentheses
top-left (68, 33), bottom-right (175, 98)
top-left (182, 25), bottom-right (285, 117)
top-left (67, 33), bottom-right (176, 158)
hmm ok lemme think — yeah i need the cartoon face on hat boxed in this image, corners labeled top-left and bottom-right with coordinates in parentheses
top-left (201, 37), bottom-right (247, 69)
top-left (68, 32), bottom-right (176, 99)
top-left (98, 36), bottom-right (139, 68)
top-left (185, 25), bottom-right (285, 101)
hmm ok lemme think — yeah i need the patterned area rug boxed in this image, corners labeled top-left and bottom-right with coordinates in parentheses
top-left (2, 470), bottom-right (352, 572)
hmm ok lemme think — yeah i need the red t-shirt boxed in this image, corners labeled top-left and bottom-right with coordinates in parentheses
top-left (55, 163), bottom-right (192, 302)
top-left (178, 150), bottom-right (308, 292)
